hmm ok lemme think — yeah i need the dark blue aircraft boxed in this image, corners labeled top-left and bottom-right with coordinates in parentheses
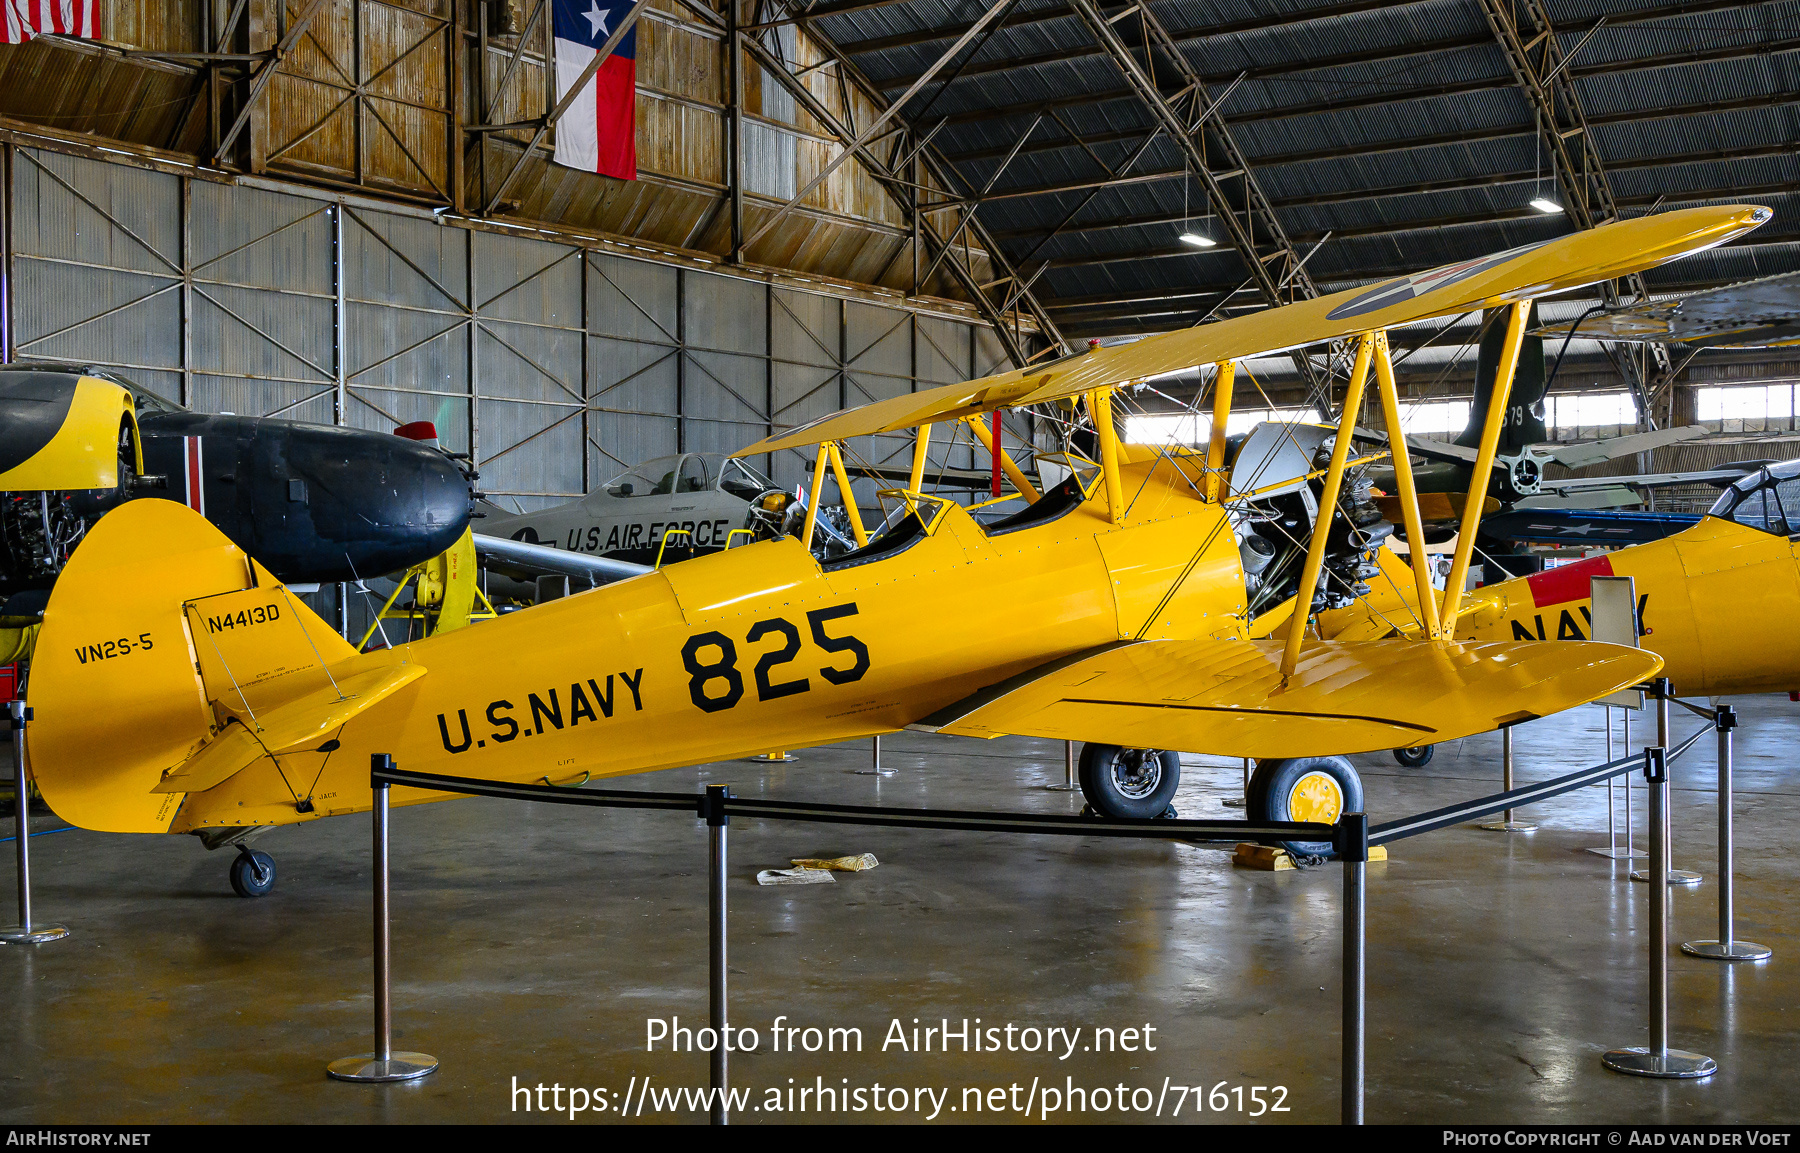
top-left (0, 363), bottom-right (476, 598)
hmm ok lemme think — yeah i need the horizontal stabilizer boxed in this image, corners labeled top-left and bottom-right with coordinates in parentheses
top-left (1538, 426), bottom-right (1703, 469)
top-left (912, 637), bottom-right (1661, 758)
top-left (152, 660), bottom-right (426, 794)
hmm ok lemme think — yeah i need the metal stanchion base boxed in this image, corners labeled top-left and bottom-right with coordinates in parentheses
top-left (748, 754), bottom-right (796, 763)
top-left (327, 1052), bottom-right (439, 1082)
top-left (1680, 939), bottom-right (1772, 962)
top-left (1043, 782), bottom-right (1078, 791)
top-left (853, 767), bottom-right (896, 776)
top-left (1630, 868), bottom-right (1703, 885)
top-left (1220, 797), bottom-right (1246, 808)
top-left (0, 923), bottom-right (68, 944)
top-left (1480, 819), bottom-right (1538, 832)
top-left (1602, 1047), bottom-right (1716, 1079)
top-left (1584, 846), bottom-right (1644, 859)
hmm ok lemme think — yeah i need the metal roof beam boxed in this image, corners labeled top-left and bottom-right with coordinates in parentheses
top-left (1476, 0), bottom-right (1670, 422)
top-left (1006, 178), bottom-right (1800, 253)
top-left (865, 0), bottom-right (1777, 92)
top-left (954, 90), bottom-right (1800, 169)
top-left (1066, 0), bottom-right (1335, 410)
top-left (741, 0), bottom-right (1020, 252)
top-left (835, 0), bottom-right (1770, 59)
top-left (981, 140), bottom-right (1795, 217)
top-left (1043, 232), bottom-right (1800, 328)
top-left (738, 4), bottom-right (1065, 363)
top-left (925, 31), bottom-right (1800, 132)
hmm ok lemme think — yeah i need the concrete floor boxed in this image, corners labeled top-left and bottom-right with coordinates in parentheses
top-left (3, 696), bottom-right (1799, 1125)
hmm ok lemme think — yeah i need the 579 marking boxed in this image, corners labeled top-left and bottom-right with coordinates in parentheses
top-left (681, 603), bottom-right (870, 713)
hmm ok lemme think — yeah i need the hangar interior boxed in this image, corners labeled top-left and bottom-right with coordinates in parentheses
top-left (1, 0), bottom-right (1799, 1126)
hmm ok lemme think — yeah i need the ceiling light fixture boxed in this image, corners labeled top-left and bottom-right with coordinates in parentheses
top-left (1178, 157), bottom-right (1217, 248)
top-left (1530, 197), bottom-right (1564, 214)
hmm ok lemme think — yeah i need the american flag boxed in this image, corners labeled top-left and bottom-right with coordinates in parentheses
top-left (3, 0), bottom-right (99, 43)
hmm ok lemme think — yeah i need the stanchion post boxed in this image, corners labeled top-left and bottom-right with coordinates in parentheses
top-left (1588, 706), bottom-right (1641, 859)
top-left (1682, 706), bottom-right (1770, 961)
top-left (1046, 739), bottom-right (1079, 792)
top-left (1625, 708), bottom-right (1635, 858)
top-left (1481, 725), bottom-right (1536, 832)
top-left (704, 783), bottom-right (732, 1125)
top-left (856, 734), bottom-right (895, 776)
top-left (328, 755), bottom-right (438, 1083)
top-left (1603, 747), bottom-right (1716, 1079)
top-left (1633, 680), bottom-right (1700, 885)
top-left (1337, 812), bottom-right (1368, 1125)
top-left (1605, 706), bottom-right (1616, 845)
top-left (1, 702), bottom-right (67, 945)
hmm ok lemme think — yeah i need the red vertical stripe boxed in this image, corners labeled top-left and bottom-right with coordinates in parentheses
top-left (592, 54), bottom-right (637, 181)
top-left (990, 411), bottom-right (1002, 497)
top-left (184, 436), bottom-right (205, 517)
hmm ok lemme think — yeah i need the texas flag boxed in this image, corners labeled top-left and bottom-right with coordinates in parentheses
top-left (3, 0), bottom-right (100, 42)
top-left (552, 0), bottom-right (639, 181)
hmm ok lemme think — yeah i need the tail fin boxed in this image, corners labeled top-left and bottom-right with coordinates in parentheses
top-left (29, 499), bottom-right (356, 832)
top-left (1455, 303), bottom-right (1547, 455)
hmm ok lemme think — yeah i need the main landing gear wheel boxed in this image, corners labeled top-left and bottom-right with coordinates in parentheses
top-left (1249, 756), bottom-right (1363, 857)
top-left (1393, 745), bottom-right (1435, 768)
top-left (230, 848), bottom-right (276, 898)
top-left (1077, 744), bottom-right (1180, 820)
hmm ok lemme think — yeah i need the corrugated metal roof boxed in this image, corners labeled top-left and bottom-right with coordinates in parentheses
top-left (800, 0), bottom-right (1800, 340)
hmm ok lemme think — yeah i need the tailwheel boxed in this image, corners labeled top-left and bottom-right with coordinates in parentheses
top-left (230, 848), bottom-right (277, 898)
top-left (1077, 744), bottom-right (1180, 820)
top-left (1393, 745), bottom-right (1435, 768)
top-left (1249, 756), bottom-right (1362, 857)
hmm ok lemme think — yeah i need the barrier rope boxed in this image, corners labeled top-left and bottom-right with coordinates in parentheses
top-left (371, 766), bottom-right (1334, 846)
top-left (1370, 724), bottom-right (1708, 847)
top-left (373, 719), bottom-right (1708, 857)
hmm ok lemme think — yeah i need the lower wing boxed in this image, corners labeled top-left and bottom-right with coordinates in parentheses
top-left (911, 637), bottom-right (1660, 758)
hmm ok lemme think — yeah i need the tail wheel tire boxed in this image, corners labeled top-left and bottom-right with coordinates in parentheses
top-left (1393, 745), bottom-right (1434, 768)
top-left (1249, 756), bottom-right (1363, 857)
top-left (1077, 744), bottom-right (1181, 820)
top-left (230, 849), bottom-right (276, 898)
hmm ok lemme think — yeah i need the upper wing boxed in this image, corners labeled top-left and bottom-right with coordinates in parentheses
top-left (910, 636), bottom-right (1660, 758)
top-left (733, 205), bottom-right (1767, 458)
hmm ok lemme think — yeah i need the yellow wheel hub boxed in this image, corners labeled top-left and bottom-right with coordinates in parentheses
top-left (1288, 772), bottom-right (1345, 824)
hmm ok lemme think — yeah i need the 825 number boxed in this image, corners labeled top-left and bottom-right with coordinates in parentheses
top-left (681, 604), bottom-right (869, 714)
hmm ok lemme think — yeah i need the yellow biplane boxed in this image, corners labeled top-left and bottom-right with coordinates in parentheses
top-left (25, 205), bottom-right (1767, 894)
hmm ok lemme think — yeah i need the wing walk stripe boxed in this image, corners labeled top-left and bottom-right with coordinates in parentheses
top-left (1056, 696), bottom-right (1438, 734)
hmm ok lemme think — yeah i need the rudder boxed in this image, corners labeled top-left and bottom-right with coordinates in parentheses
top-left (28, 498), bottom-right (355, 832)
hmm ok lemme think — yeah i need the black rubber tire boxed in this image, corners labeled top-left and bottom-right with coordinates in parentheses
top-left (1249, 756), bottom-right (1364, 857)
top-left (230, 849), bottom-right (276, 898)
top-left (1393, 745), bottom-right (1435, 768)
top-left (1077, 744), bottom-right (1181, 820)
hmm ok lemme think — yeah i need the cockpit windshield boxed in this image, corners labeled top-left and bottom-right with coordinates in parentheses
top-left (600, 453), bottom-right (775, 499)
top-left (719, 457), bottom-right (774, 499)
top-left (1707, 464), bottom-right (1800, 535)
